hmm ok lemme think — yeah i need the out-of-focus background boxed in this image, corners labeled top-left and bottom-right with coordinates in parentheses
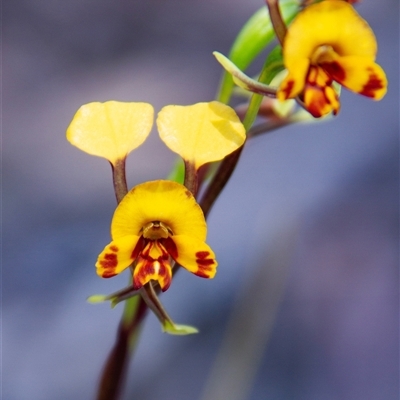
top-left (3, 1), bottom-right (398, 399)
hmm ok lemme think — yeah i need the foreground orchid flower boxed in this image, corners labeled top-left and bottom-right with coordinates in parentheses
top-left (277, 0), bottom-right (387, 118)
top-left (96, 180), bottom-right (217, 291)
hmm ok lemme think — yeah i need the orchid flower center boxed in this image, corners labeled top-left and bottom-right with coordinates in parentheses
top-left (141, 221), bottom-right (173, 240)
top-left (310, 45), bottom-right (337, 66)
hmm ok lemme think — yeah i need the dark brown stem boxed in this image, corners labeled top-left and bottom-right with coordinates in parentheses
top-left (96, 300), bottom-right (148, 400)
top-left (183, 160), bottom-right (199, 197)
top-left (96, 160), bottom-right (148, 400)
top-left (111, 158), bottom-right (128, 203)
top-left (141, 283), bottom-right (175, 326)
top-left (200, 146), bottom-right (244, 218)
top-left (265, 0), bottom-right (287, 46)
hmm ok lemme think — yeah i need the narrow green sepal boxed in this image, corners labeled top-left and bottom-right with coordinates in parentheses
top-left (87, 294), bottom-right (109, 304)
top-left (213, 52), bottom-right (277, 97)
top-left (162, 320), bottom-right (199, 336)
top-left (87, 285), bottom-right (140, 307)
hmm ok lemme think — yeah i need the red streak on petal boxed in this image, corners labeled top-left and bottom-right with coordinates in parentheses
top-left (196, 251), bottom-right (210, 259)
top-left (133, 260), bottom-right (155, 289)
top-left (280, 80), bottom-right (295, 99)
top-left (359, 69), bottom-right (385, 98)
top-left (320, 61), bottom-right (345, 82)
top-left (197, 258), bottom-right (215, 266)
top-left (131, 236), bottom-right (146, 259)
top-left (133, 241), bottom-right (172, 291)
top-left (109, 245), bottom-right (119, 252)
top-left (194, 271), bottom-right (210, 278)
top-left (161, 237), bottom-right (178, 259)
top-left (102, 272), bottom-right (117, 278)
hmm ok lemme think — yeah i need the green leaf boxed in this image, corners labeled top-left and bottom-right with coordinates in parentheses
top-left (166, 157), bottom-right (185, 184)
top-left (261, 45), bottom-right (285, 85)
top-left (216, 0), bottom-right (300, 104)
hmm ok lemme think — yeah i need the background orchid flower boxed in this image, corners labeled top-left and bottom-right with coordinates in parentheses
top-left (277, 0), bottom-right (387, 118)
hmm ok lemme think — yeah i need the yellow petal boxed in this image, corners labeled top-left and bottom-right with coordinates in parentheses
top-left (66, 101), bottom-right (154, 165)
top-left (112, 180), bottom-right (207, 241)
top-left (283, 1), bottom-right (378, 74)
top-left (277, 58), bottom-right (310, 100)
top-left (320, 56), bottom-right (387, 100)
top-left (96, 235), bottom-right (142, 278)
top-left (157, 102), bottom-right (246, 169)
top-left (163, 235), bottom-right (217, 279)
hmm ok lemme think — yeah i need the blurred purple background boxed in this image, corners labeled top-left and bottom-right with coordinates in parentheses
top-left (3, 0), bottom-right (399, 399)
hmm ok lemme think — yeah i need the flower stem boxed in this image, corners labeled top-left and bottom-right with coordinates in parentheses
top-left (265, 0), bottom-right (287, 46)
top-left (111, 158), bottom-right (128, 203)
top-left (183, 160), bottom-right (199, 197)
top-left (96, 297), bottom-right (147, 400)
top-left (97, 161), bottom-right (148, 400)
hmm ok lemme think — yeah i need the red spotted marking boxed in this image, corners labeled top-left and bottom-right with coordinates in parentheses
top-left (194, 251), bottom-right (215, 278)
top-left (359, 68), bottom-right (385, 98)
top-left (99, 253), bottom-right (118, 268)
top-left (99, 252), bottom-right (118, 278)
top-left (196, 251), bottom-right (214, 266)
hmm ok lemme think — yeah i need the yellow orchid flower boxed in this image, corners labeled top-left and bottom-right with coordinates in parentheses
top-left (157, 101), bottom-right (246, 170)
top-left (96, 180), bottom-right (217, 291)
top-left (66, 101), bottom-right (154, 165)
top-left (277, 0), bottom-right (387, 118)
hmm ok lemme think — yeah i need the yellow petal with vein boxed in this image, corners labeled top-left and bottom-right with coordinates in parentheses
top-left (157, 102), bottom-right (245, 169)
top-left (168, 235), bottom-right (217, 279)
top-left (321, 56), bottom-right (387, 100)
top-left (96, 235), bottom-right (140, 278)
top-left (66, 101), bottom-right (154, 165)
